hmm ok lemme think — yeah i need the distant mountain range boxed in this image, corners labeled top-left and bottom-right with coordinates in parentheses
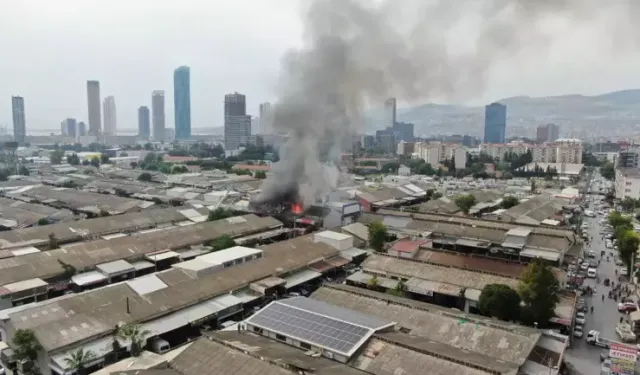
top-left (370, 89), bottom-right (640, 140)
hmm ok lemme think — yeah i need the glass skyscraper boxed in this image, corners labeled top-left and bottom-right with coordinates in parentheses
top-left (483, 103), bottom-right (507, 144)
top-left (173, 66), bottom-right (191, 140)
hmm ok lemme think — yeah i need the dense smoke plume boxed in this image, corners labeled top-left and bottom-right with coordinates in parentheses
top-left (257, 0), bottom-right (640, 206)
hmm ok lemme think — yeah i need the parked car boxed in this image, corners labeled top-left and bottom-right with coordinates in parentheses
top-left (618, 302), bottom-right (637, 312)
top-left (574, 325), bottom-right (584, 338)
top-left (575, 312), bottom-right (587, 325)
top-left (620, 268), bottom-right (628, 276)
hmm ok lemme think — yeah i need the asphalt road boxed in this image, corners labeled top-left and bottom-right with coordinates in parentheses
top-left (563, 212), bottom-right (633, 374)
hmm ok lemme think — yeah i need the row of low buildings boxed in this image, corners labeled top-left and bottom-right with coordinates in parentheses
top-left (0, 200), bottom-right (579, 375)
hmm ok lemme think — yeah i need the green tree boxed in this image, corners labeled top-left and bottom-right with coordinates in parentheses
top-left (116, 324), bottom-right (150, 357)
top-left (210, 235), bottom-right (236, 251)
top-left (37, 218), bottom-right (49, 226)
top-left (50, 149), bottom-right (65, 164)
top-left (18, 165), bottom-right (30, 176)
top-left (137, 172), bottom-right (153, 182)
top-left (617, 230), bottom-right (640, 275)
top-left (82, 159), bottom-right (90, 166)
top-left (431, 192), bottom-right (443, 199)
top-left (518, 260), bottom-right (559, 327)
top-left (120, 151), bottom-right (128, 157)
top-left (478, 284), bottom-right (521, 321)
top-left (64, 348), bottom-right (96, 375)
top-left (454, 194), bottom-right (477, 214)
top-left (66, 154), bottom-right (80, 165)
top-left (368, 221), bottom-right (388, 251)
top-left (501, 196), bottom-right (519, 209)
top-left (90, 157), bottom-right (100, 168)
top-left (620, 197), bottom-right (638, 212)
top-left (100, 154), bottom-right (110, 164)
top-left (608, 212), bottom-right (633, 231)
top-left (12, 329), bottom-right (42, 375)
top-left (254, 170), bottom-right (267, 179)
top-left (600, 162), bottom-right (615, 180)
top-left (207, 208), bottom-right (234, 221)
top-left (387, 280), bottom-right (408, 297)
top-left (381, 162), bottom-right (400, 174)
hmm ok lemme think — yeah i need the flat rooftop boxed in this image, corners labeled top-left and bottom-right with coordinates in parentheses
top-left (8, 185), bottom-right (145, 213)
top-left (362, 254), bottom-right (520, 291)
top-left (312, 284), bottom-right (541, 369)
top-left (0, 214), bottom-right (282, 286)
top-left (206, 331), bottom-right (366, 375)
top-left (365, 210), bottom-right (577, 253)
top-left (0, 207), bottom-right (189, 250)
top-left (7, 234), bottom-right (339, 352)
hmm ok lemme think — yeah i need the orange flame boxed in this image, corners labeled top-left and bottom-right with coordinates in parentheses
top-left (291, 203), bottom-right (303, 214)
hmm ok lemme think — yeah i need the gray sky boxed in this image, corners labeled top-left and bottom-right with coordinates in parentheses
top-left (2, 0), bottom-right (640, 131)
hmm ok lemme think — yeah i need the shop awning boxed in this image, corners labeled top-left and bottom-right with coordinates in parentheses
top-left (71, 271), bottom-right (108, 286)
top-left (284, 269), bottom-right (322, 289)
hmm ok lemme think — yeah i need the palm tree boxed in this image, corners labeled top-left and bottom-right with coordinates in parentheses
top-left (64, 348), bottom-right (96, 375)
top-left (117, 324), bottom-right (151, 357)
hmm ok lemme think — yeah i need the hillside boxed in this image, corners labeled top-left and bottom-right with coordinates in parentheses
top-left (374, 89), bottom-right (640, 139)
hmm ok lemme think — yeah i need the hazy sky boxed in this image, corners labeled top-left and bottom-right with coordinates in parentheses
top-left (2, 0), bottom-right (640, 131)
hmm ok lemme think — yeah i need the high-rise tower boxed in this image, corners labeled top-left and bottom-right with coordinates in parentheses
top-left (173, 66), bottom-right (191, 140)
top-left (87, 80), bottom-right (102, 136)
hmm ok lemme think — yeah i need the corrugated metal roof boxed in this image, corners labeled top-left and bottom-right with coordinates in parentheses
top-left (284, 269), bottom-right (322, 289)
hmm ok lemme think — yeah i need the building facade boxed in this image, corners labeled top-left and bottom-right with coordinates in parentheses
top-left (615, 168), bottom-right (640, 199)
top-left (152, 90), bottom-right (166, 141)
top-left (483, 103), bottom-right (506, 144)
top-left (61, 118), bottom-right (77, 138)
top-left (78, 122), bottom-right (87, 137)
top-left (224, 93), bottom-right (250, 150)
top-left (536, 123), bottom-right (560, 143)
top-left (618, 148), bottom-right (640, 168)
top-left (11, 96), bottom-right (25, 143)
top-left (375, 128), bottom-right (395, 154)
top-left (384, 98), bottom-right (396, 130)
top-left (86, 80), bottom-right (101, 136)
top-left (393, 121), bottom-right (414, 142)
top-left (103, 96), bottom-right (117, 136)
top-left (138, 106), bottom-right (151, 138)
top-left (480, 140), bottom-right (583, 164)
top-left (258, 102), bottom-right (272, 135)
top-left (414, 142), bottom-right (468, 169)
top-left (173, 66), bottom-right (191, 140)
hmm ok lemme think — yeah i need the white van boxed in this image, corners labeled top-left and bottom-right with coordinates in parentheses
top-left (587, 268), bottom-right (597, 278)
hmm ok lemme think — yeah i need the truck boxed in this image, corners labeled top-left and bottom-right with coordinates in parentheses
top-left (587, 330), bottom-right (638, 349)
top-left (586, 330), bottom-right (610, 348)
top-left (615, 323), bottom-right (637, 343)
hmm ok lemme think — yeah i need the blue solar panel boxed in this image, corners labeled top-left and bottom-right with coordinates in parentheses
top-left (248, 299), bottom-right (374, 355)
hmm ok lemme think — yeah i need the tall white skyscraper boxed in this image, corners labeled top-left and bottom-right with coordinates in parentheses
top-left (103, 96), bottom-right (117, 136)
top-left (86, 80), bottom-right (101, 136)
top-left (152, 90), bottom-right (166, 141)
top-left (258, 102), bottom-right (273, 135)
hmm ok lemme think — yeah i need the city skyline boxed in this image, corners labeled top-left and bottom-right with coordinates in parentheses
top-left (4, 1), bottom-right (640, 131)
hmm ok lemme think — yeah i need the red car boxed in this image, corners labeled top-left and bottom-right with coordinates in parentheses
top-left (618, 302), bottom-right (637, 312)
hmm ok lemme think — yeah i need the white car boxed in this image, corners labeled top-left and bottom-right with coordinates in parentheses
top-left (574, 325), bottom-right (584, 338)
top-left (576, 312), bottom-right (587, 325)
top-left (621, 268), bottom-right (628, 276)
top-left (580, 263), bottom-right (589, 271)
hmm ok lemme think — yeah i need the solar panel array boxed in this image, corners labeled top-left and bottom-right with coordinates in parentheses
top-left (248, 301), bottom-right (372, 355)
